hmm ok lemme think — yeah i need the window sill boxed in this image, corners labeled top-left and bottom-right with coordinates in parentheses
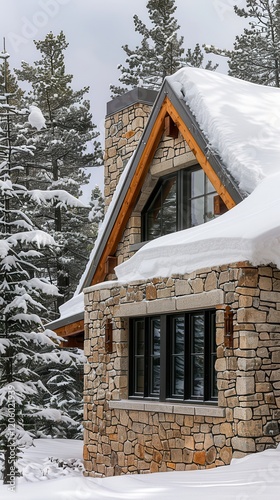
top-left (108, 399), bottom-right (225, 417)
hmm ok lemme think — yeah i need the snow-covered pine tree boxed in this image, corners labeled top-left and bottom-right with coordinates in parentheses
top-left (28, 346), bottom-right (85, 439)
top-left (185, 43), bottom-right (218, 71)
top-left (14, 32), bottom-right (103, 314)
top-left (0, 50), bottom-right (84, 485)
top-left (88, 185), bottom-right (105, 225)
top-left (205, 0), bottom-right (280, 87)
top-left (110, 0), bottom-right (217, 96)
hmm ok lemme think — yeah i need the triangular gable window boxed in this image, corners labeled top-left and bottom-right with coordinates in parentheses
top-left (142, 164), bottom-right (223, 241)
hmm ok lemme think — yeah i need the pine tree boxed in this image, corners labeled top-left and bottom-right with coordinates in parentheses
top-left (89, 185), bottom-right (105, 225)
top-left (185, 43), bottom-right (218, 71)
top-left (29, 347), bottom-right (85, 439)
top-left (110, 0), bottom-right (217, 96)
top-left (0, 50), bottom-right (84, 485)
top-left (14, 32), bottom-right (103, 314)
top-left (205, 0), bottom-right (280, 87)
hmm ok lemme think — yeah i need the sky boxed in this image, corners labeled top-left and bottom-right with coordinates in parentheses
top-left (0, 0), bottom-right (248, 188)
top-left (1, 438), bottom-right (280, 499)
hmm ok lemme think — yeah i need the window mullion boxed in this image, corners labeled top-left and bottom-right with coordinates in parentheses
top-left (159, 315), bottom-right (166, 401)
top-left (144, 317), bottom-right (150, 397)
top-left (185, 313), bottom-right (191, 400)
top-left (203, 311), bottom-right (209, 401)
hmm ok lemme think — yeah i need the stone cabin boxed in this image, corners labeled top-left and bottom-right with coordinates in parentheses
top-left (52, 69), bottom-right (280, 476)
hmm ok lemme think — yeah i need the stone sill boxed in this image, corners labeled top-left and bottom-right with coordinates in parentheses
top-left (108, 399), bottom-right (225, 417)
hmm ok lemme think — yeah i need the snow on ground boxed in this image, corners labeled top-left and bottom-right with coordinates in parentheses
top-left (17, 438), bottom-right (83, 482)
top-left (1, 439), bottom-right (280, 499)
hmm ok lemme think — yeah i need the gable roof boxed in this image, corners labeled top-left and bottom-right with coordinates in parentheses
top-left (77, 74), bottom-right (244, 294)
top-left (51, 68), bottom-right (275, 334)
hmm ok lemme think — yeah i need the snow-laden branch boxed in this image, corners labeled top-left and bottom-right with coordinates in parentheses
top-left (28, 105), bottom-right (46, 130)
top-left (27, 189), bottom-right (86, 208)
top-left (7, 230), bottom-right (57, 248)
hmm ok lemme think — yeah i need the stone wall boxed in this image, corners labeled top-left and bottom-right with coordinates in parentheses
top-left (104, 102), bottom-right (153, 210)
top-left (83, 263), bottom-right (280, 477)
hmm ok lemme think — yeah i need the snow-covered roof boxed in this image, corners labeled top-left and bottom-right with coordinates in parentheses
top-left (169, 68), bottom-right (280, 194)
top-left (115, 68), bottom-right (280, 282)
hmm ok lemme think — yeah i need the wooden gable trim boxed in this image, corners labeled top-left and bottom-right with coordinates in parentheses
top-left (165, 98), bottom-right (236, 209)
top-left (90, 97), bottom-right (238, 287)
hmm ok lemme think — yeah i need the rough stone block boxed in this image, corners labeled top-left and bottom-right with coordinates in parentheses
top-left (236, 376), bottom-right (255, 395)
top-left (232, 436), bottom-right (256, 452)
top-left (237, 420), bottom-right (262, 437)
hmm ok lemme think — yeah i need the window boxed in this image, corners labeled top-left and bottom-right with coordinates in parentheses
top-left (129, 310), bottom-right (217, 403)
top-left (142, 165), bottom-right (219, 241)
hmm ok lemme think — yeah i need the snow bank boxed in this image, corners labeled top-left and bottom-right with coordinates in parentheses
top-left (1, 440), bottom-right (280, 499)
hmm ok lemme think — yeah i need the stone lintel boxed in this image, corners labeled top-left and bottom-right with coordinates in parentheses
top-left (118, 290), bottom-right (224, 317)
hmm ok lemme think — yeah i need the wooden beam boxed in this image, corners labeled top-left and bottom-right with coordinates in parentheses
top-left (54, 319), bottom-right (84, 338)
top-left (165, 99), bottom-right (236, 210)
top-left (164, 114), bottom-right (178, 138)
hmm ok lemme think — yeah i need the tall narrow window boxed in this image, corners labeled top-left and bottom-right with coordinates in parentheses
top-left (170, 315), bottom-right (185, 398)
top-left (132, 319), bottom-right (145, 395)
top-left (190, 313), bottom-right (205, 399)
top-left (145, 175), bottom-right (177, 240)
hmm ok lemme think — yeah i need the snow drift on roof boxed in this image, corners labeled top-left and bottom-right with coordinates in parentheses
top-left (168, 67), bottom-right (280, 194)
top-left (115, 171), bottom-right (280, 282)
top-left (115, 68), bottom-right (280, 283)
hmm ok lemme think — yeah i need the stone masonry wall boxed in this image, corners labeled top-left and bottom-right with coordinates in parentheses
top-left (104, 102), bottom-right (153, 210)
top-left (83, 263), bottom-right (280, 477)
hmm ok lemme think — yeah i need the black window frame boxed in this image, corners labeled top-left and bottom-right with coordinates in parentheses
top-left (129, 309), bottom-right (217, 404)
top-left (142, 165), bottom-right (218, 242)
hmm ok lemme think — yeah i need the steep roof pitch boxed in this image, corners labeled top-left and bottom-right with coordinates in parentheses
top-left (80, 79), bottom-right (243, 290)
top-left (49, 74), bottom-right (243, 336)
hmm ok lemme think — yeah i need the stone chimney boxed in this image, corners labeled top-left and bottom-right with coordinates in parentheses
top-left (104, 88), bottom-right (158, 209)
